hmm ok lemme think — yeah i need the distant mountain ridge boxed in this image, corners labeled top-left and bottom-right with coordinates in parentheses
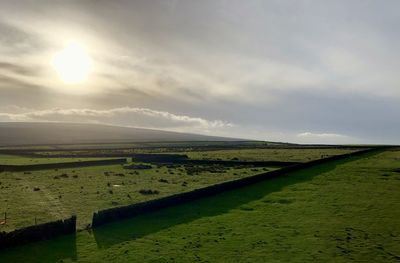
top-left (0, 122), bottom-right (240, 146)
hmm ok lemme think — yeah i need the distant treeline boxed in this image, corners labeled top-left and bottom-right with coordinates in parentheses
top-left (0, 158), bottom-right (126, 172)
top-left (92, 147), bottom-right (384, 227)
top-left (0, 216), bottom-right (76, 250)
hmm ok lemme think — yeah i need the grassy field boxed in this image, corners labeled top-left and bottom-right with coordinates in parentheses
top-left (0, 162), bottom-right (275, 231)
top-left (0, 149), bottom-right (398, 262)
top-left (0, 154), bottom-right (117, 165)
top-left (28, 147), bottom-right (359, 161)
top-left (0, 147), bottom-right (357, 231)
top-left (184, 148), bottom-right (359, 162)
top-left (0, 147), bottom-right (363, 232)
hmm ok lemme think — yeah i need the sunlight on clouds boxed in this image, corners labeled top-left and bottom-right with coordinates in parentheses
top-left (0, 107), bottom-right (233, 133)
top-left (51, 40), bottom-right (93, 84)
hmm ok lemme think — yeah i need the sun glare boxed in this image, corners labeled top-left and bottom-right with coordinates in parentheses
top-left (52, 41), bottom-right (93, 84)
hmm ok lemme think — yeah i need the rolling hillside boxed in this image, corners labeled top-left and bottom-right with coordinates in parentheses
top-left (0, 122), bottom-right (239, 146)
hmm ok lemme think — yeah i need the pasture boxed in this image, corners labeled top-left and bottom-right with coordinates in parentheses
top-left (184, 148), bottom-right (358, 162)
top-left (0, 148), bottom-right (398, 262)
top-left (0, 154), bottom-right (116, 165)
top-left (0, 146), bottom-right (359, 232)
top-left (0, 160), bottom-right (275, 231)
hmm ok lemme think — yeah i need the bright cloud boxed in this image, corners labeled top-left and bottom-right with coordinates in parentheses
top-left (297, 132), bottom-right (347, 138)
top-left (0, 107), bottom-right (233, 134)
top-left (295, 132), bottom-right (354, 144)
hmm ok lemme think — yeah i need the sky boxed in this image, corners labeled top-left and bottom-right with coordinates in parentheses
top-left (0, 0), bottom-right (399, 144)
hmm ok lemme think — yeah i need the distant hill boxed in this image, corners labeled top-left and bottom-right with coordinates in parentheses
top-left (0, 122), bottom-right (241, 146)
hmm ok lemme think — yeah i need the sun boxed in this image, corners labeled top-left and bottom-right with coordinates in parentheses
top-left (52, 41), bottom-right (93, 84)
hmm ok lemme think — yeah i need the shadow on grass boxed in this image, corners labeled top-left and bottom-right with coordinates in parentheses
top-left (93, 153), bottom-right (376, 249)
top-left (0, 233), bottom-right (77, 263)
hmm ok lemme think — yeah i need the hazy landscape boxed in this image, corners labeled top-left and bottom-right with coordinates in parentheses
top-left (1, 1), bottom-right (399, 262)
top-left (0, 122), bottom-right (237, 146)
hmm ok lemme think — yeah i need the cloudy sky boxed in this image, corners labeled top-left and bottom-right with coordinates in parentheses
top-left (0, 0), bottom-right (399, 144)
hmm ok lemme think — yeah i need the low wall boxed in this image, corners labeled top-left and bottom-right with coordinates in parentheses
top-left (132, 154), bottom-right (189, 163)
top-left (0, 216), bottom-right (76, 250)
top-left (92, 147), bottom-right (383, 227)
top-left (0, 158), bottom-right (126, 172)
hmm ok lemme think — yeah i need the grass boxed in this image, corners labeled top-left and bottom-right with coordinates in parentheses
top-left (0, 149), bottom-right (398, 262)
top-left (0, 162), bottom-right (274, 230)
top-left (0, 154), bottom-right (116, 165)
top-left (16, 145), bottom-right (358, 160)
top-left (0, 148), bottom-right (353, 230)
top-left (184, 148), bottom-right (359, 162)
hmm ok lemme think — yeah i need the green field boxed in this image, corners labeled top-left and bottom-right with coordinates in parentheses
top-left (0, 149), bottom-right (399, 262)
top-left (0, 162), bottom-right (275, 231)
top-left (0, 147), bottom-right (357, 231)
top-left (0, 154), bottom-right (116, 165)
top-left (0, 148), bottom-right (358, 231)
top-left (184, 148), bottom-right (359, 162)
top-left (28, 147), bottom-right (359, 162)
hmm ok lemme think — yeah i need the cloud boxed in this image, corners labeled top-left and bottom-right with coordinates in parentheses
top-left (0, 74), bottom-right (45, 89)
top-left (0, 61), bottom-right (43, 76)
top-left (0, 107), bottom-right (233, 134)
top-left (297, 132), bottom-right (347, 138)
top-left (0, 20), bottom-right (46, 55)
top-left (295, 131), bottom-right (354, 144)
